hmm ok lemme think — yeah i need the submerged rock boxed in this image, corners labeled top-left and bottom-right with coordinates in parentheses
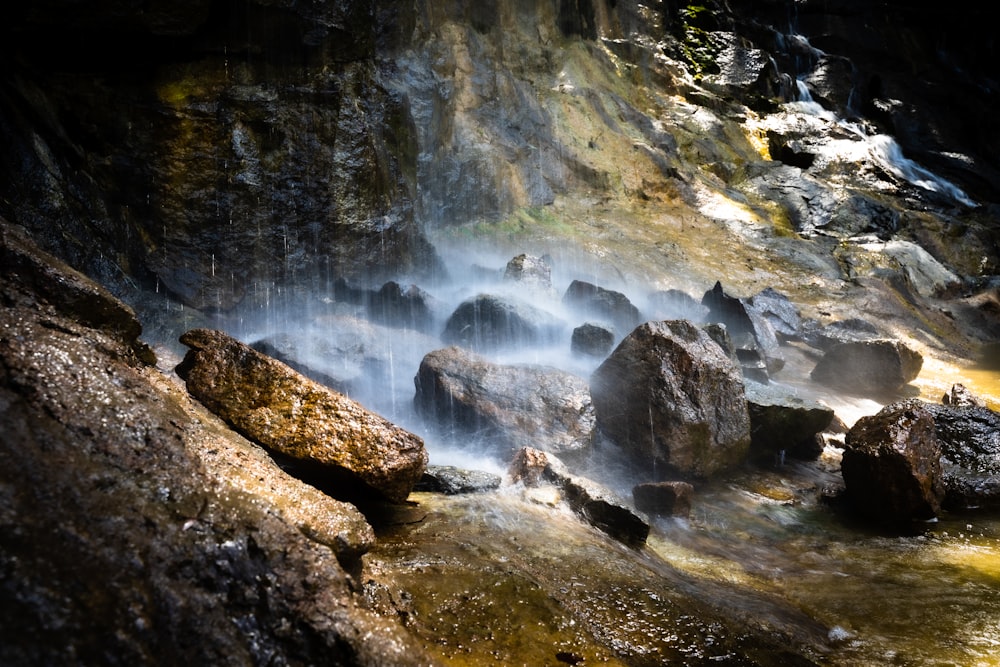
top-left (442, 294), bottom-right (564, 351)
top-left (510, 448), bottom-right (649, 546)
top-left (414, 346), bottom-right (595, 457)
top-left (745, 380), bottom-right (835, 462)
top-left (842, 400), bottom-right (944, 524)
top-left (632, 481), bottom-right (694, 518)
top-left (177, 328), bottom-right (427, 503)
top-left (810, 339), bottom-right (923, 396)
top-left (590, 320), bottom-right (751, 478)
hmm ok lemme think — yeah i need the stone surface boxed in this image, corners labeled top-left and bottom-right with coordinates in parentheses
top-left (414, 346), bottom-right (595, 457)
top-left (810, 339), bottom-right (923, 396)
top-left (632, 482), bottom-right (695, 518)
top-left (177, 328), bottom-right (427, 503)
top-left (590, 320), bottom-right (751, 478)
top-left (0, 230), bottom-right (431, 666)
top-left (924, 403), bottom-right (1000, 476)
top-left (702, 282), bottom-right (785, 376)
top-left (570, 321), bottom-right (615, 357)
top-left (415, 465), bottom-right (503, 495)
top-left (562, 280), bottom-right (642, 336)
top-left (441, 294), bottom-right (564, 352)
top-left (510, 447), bottom-right (649, 546)
top-left (942, 383), bottom-right (985, 408)
top-left (842, 400), bottom-right (944, 524)
top-left (503, 253), bottom-right (554, 291)
top-left (745, 380), bottom-right (835, 462)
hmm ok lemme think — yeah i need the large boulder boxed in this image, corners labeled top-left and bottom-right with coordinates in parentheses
top-left (842, 400), bottom-right (944, 524)
top-left (810, 339), bottom-right (923, 396)
top-left (441, 294), bottom-right (564, 351)
top-left (562, 279), bottom-right (642, 336)
top-left (503, 253), bottom-right (555, 294)
top-left (744, 380), bottom-right (835, 462)
top-left (590, 320), bottom-right (751, 478)
top-left (177, 328), bottom-right (427, 503)
top-left (414, 347), bottom-right (595, 457)
top-left (509, 448), bottom-right (649, 546)
top-left (571, 321), bottom-right (615, 357)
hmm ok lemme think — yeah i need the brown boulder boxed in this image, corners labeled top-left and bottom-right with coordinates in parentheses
top-left (177, 328), bottom-right (427, 503)
top-left (842, 400), bottom-right (944, 524)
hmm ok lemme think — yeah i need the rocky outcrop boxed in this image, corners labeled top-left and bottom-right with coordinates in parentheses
top-left (0, 227), bottom-right (432, 666)
top-left (441, 294), bottom-right (565, 352)
top-left (810, 339), bottom-right (923, 396)
top-left (745, 381), bottom-right (835, 462)
top-left (510, 448), bottom-right (649, 546)
top-left (590, 320), bottom-right (751, 478)
top-left (177, 328), bottom-right (427, 503)
top-left (632, 482), bottom-right (695, 518)
top-left (842, 400), bottom-right (944, 524)
top-left (414, 347), bottom-right (595, 457)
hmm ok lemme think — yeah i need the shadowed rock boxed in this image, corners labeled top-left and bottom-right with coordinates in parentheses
top-left (591, 320), bottom-right (750, 478)
top-left (563, 279), bottom-right (642, 335)
top-left (571, 321), bottom-right (615, 357)
top-left (701, 282), bottom-right (785, 377)
top-left (510, 447), bottom-right (649, 546)
top-left (632, 482), bottom-right (694, 518)
top-left (442, 294), bottom-right (564, 352)
top-left (842, 400), bottom-right (944, 524)
top-left (810, 339), bottom-right (923, 396)
top-left (177, 328), bottom-right (427, 503)
top-left (745, 380), bottom-right (834, 462)
top-left (414, 346), bottom-right (594, 457)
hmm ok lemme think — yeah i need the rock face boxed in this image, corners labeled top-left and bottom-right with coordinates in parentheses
top-left (842, 400), bottom-right (944, 524)
top-left (510, 447), bottom-right (649, 546)
top-left (590, 320), bottom-right (751, 478)
top-left (177, 328), bottom-right (427, 503)
top-left (0, 225), bottom-right (431, 666)
top-left (414, 347), bottom-right (595, 457)
top-left (745, 380), bottom-right (835, 462)
top-left (810, 339), bottom-right (923, 396)
top-left (441, 294), bottom-right (564, 352)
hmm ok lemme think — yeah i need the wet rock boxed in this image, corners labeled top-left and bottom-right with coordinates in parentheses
top-left (414, 346), bottom-right (595, 458)
top-left (177, 328), bottom-right (427, 503)
top-left (562, 280), bottom-right (642, 336)
top-left (415, 465), bottom-right (502, 495)
top-left (810, 339), bottom-right (923, 396)
top-left (503, 253), bottom-right (554, 293)
top-left (632, 482), bottom-right (694, 518)
top-left (747, 287), bottom-right (802, 342)
top-left (570, 322), bottom-right (615, 357)
top-left (701, 281), bottom-right (785, 376)
top-left (842, 400), bottom-right (944, 524)
top-left (800, 317), bottom-right (881, 351)
top-left (0, 240), bottom-right (431, 666)
top-left (441, 294), bottom-right (564, 352)
top-left (941, 467), bottom-right (1000, 511)
top-left (645, 289), bottom-right (709, 322)
top-left (590, 320), bottom-right (751, 478)
top-left (368, 281), bottom-right (441, 333)
top-left (941, 383), bottom-right (985, 408)
top-left (510, 448), bottom-right (649, 546)
top-left (924, 403), bottom-right (1000, 476)
top-left (745, 380), bottom-right (835, 463)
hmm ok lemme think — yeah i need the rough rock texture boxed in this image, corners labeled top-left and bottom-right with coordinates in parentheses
top-left (842, 400), bottom-right (944, 524)
top-left (590, 320), bottom-right (751, 478)
top-left (441, 294), bottom-right (565, 352)
top-left (810, 339), bottom-right (923, 396)
top-left (924, 403), bottom-right (1000, 476)
top-left (571, 321), bottom-right (615, 357)
top-left (415, 465), bottom-right (503, 495)
top-left (702, 281), bottom-right (785, 376)
top-left (177, 328), bottom-right (427, 503)
top-left (510, 447), bottom-right (649, 546)
top-left (414, 346), bottom-right (595, 457)
top-left (745, 380), bottom-right (835, 462)
top-left (562, 279), bottom-right (642, 336)
top-left (503, 253), bottom-right (554, 292)
top-left (0, 225), bottom-right (433, 666)
top-left (942, 383), bottom-right (985, 408)
top-left (632, 482), bottom-right (695, 518)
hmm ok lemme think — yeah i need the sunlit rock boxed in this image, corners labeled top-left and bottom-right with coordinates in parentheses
top-left (368, 281), bottom-right (442, 333)
top-left (591, 320), bottom-right (751, 478)
top-left (745, 380), bottom-right (835, 463)
top-left (441, 293), bottom-right (565, 352)
top-left (632, 481), bottom-right (694, 518)
top-left (562, 280), bottom-right (642, 337)
top-left (810, 339), bottom-right (923, 396)
top-left (942, 383), bottom-right (985, 408)
top-left (177, 328), bottom-right (427, 503)
top-left (415, 465), bottom-right (502, 495)
top-left (570, 321), bottom-right (615, 358)
top-left (842, 400), bottom-right (944, 524)
top-left (701, 281), bottom-right (785, 376)
top-left (510, 447), bottom-right (649, 546)
top-left (747, 287), bottom-right (802, 342)
top-left (414, 346), bottom-right (595, 458)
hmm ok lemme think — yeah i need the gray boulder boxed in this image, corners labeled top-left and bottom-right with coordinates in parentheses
top-left (810, 339), bottom-right (923, 396)
top-left (563, 279), bottom-right (642, 335)
top-left (510, 448), bottom-right (649, 546)
top-left (745, 380), bottom-right (835, 462)
top-left (414, 347), bottom-right (595, 457)
top-left (442, 293), bottom-right (564, 351)
top-left (415, 465), bottom-right (502, 495)
top-left (842, 400), bottom-right (944, 524)
top-left (632, 482), bottom-right (695, 518)
top-left (924, 403), bottom-right (1000, 475)
top-left (571, 321), bottom-right (615, 357)
top-left (701, 281), bottom-right (785, 376)
top-left (590, 320), bottom-right (751, 478)
top-left (177, 328), bottom-right (428, 503)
